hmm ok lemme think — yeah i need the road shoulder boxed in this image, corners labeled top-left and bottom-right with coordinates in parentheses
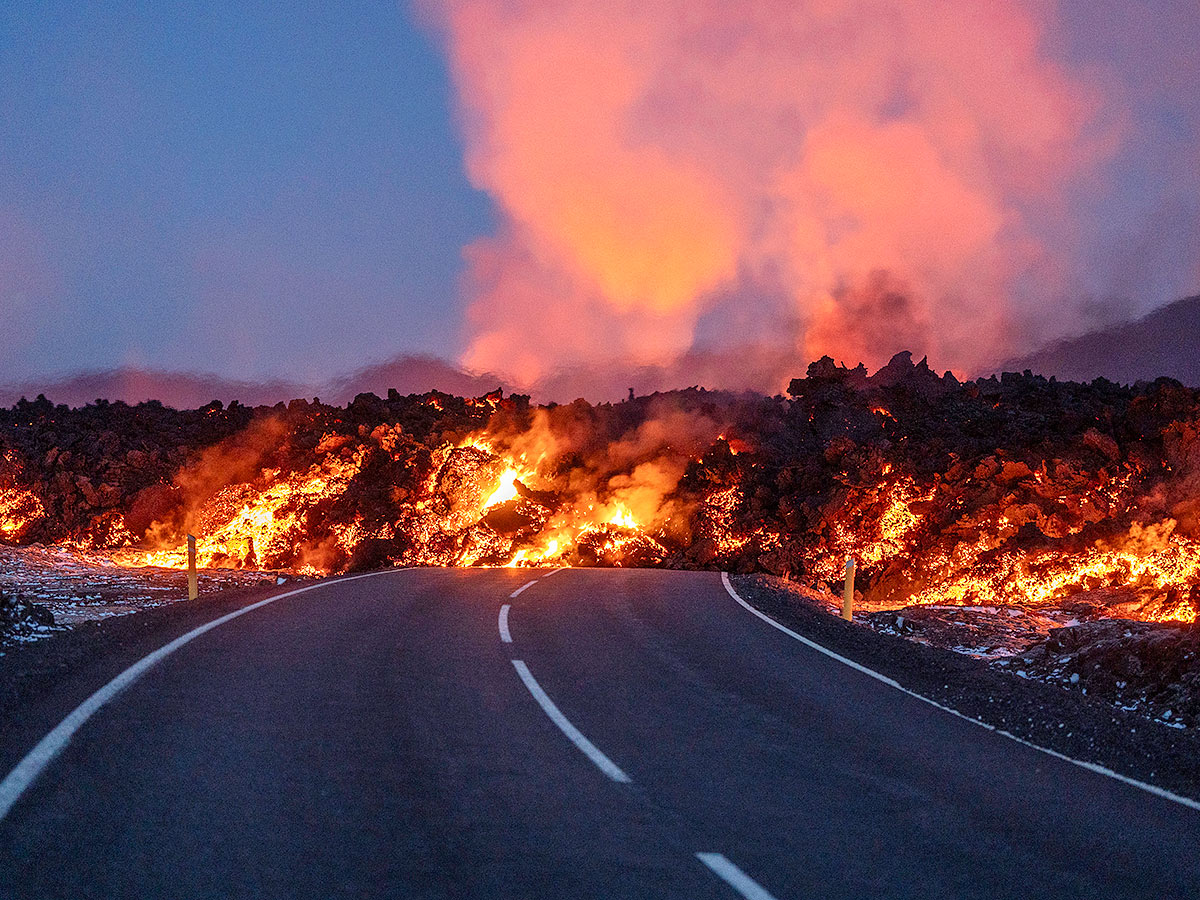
top-left (731, 573), bottom-right (1200, 803)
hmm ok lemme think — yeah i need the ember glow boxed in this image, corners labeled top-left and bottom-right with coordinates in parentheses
top-left (5, 363), bottom-right (1200, 629)
top-left (0, 486), bottom-right (43, 543)
top-left (802, 475), bottom-right (1200, 625)
top-left (62, 426), bottom-right (1200, 624)
top-left (0, 451), bottom-right (44, 542)
top-left (109, 450), bottom-right (368, 575)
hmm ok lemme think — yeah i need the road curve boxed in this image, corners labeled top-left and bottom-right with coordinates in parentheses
top-left (1, 568), bottom-right (1197, 898)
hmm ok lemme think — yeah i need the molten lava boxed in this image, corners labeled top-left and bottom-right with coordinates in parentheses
top-left (0, 486), bottom-right (43, 543)
top-left (110, 450), bottom-right (367, 574)
top-left (8, 366), bottom-right (1200, 630)
top-left (0, 451), bottom-right (45, 543)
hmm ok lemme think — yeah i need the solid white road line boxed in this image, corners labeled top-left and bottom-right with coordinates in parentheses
top-left (510, 579), bottom-right (538, 598)
top-left (721, 571), bottom-right (1200, 814)
top-left (510, 659), bottom-right (631, 783)
top-left (696, 853), bottom-right (780, 900)
top-left (0, 569), bottom-right (408, 824)
top-left (498, 604), bottom-right (513, 643)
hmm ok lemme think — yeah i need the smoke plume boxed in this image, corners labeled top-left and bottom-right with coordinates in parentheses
top-left (423, 0), bottom-right (1114, 386)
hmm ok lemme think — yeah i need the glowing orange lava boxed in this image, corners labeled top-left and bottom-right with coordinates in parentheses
top-left (0, 486), bottom-right (44, 542)
top-left (109, 450), bottom-right (367, 574)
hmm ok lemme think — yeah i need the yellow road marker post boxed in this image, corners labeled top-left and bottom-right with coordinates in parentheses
top-left (842, 556), bottom-right (855, 621)
top-left (187, 534), bottom-right (198, 601)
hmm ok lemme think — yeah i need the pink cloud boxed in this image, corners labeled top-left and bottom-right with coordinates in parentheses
top-left (424, 0), bottom-right (1115, 384)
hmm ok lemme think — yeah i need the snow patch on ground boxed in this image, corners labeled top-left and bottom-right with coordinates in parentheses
top-left (0, 544), bottom-right (280, 648)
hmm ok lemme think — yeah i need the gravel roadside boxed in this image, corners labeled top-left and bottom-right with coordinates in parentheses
top-left (731, 573), bottom-right (1200, 804)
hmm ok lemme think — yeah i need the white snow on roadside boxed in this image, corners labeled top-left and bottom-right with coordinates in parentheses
top-left (0, 545), bottom-right (281, 644)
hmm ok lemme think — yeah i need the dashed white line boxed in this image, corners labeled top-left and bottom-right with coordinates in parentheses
top-left (498, 603), bottom-right (513, 643)
top-left (510, 659), bottom-right (631, 783)
top-left (696, 853), bottom-right (780, 900)
top-left (0, 569), bottom-right (408, 824)
top-left (510, 579), bottom-right (538, 598)
top-left (540, 566), bottom-right (568, 578)
top-left (721, 571), bottom-right (1200, 814)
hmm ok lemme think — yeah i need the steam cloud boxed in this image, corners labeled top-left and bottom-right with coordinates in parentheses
top-left (423, 0), bottom-right (1117, 386)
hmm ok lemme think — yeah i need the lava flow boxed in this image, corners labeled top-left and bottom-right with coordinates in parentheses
top-left (4, 354), bottom-right (1200, 628)
top-left (0, 450), bottom-right (44, 543)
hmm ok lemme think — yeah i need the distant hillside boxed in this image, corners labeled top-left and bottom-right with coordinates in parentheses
top-left (1003, 295), bottom-right (1200, 386)
top-left (0, 356), bottom-right (511, 410)
top-left (0, 368), bottom-right (310, 410)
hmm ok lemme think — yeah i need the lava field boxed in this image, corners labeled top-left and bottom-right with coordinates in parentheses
top-left (4, 351), bottom-right (1200, 636)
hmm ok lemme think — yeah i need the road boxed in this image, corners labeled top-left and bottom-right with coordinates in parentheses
top-left (1, 568), bottom-right (1198, 898)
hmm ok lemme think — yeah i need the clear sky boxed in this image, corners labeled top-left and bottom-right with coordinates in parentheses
top-left (1, 0), bottom-right (1198, 391)
top-left (1, 0), bottom-right (492, 383)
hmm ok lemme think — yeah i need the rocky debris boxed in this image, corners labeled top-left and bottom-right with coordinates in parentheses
top-left (998, 620), bottom-right (1200, 729)
top-left (861, 598), bottom-right (1200, 730)
top-left (5, 353), bottom-right (1200, 622)
top-left (867, 604), bottom-right (1086, 658)
top-left (0, 389), bottom-right (526, 553)
top-left (575, 527), bottom-right (666, 567)
top-left (0, 591), bottom-right (58, 645)
top-left (672, 354), bottom-right (1200, 622)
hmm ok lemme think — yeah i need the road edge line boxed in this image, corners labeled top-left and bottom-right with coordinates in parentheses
top-left (695, 852), bottom-right (779, 900)
top-left (0, 568), bottom-right (409, 823)
top-left (721, 571), bottom-right (1200, 814)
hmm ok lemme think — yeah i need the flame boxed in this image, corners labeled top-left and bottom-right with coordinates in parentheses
top-left (67, 407), bottom-right (1200, 627)
top-left (483, 469), bottom-right (521, 508)
top-left (607, 504), bottom-right (637, 529)
top-left (100, 426), bottom-right (669, 574)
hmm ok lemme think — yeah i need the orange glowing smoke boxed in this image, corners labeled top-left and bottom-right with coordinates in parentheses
top-left (111, 449), bottom-right (368, 574)
top-left (424, 0), bottom-right (1110, 387)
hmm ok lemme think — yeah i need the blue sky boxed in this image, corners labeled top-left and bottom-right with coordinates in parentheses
top-left (0, 0), bottom-right (492, 382)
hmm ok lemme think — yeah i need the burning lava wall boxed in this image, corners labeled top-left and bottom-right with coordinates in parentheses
top-left (4, 355), bottom-right (1200, 623)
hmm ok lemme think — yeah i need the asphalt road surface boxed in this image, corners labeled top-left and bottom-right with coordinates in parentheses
top-left (1, 568), bottom-right (1198, 898)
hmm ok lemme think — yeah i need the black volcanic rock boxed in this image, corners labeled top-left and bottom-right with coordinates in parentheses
top-left (1009, 620), bottom-right (1200, 728)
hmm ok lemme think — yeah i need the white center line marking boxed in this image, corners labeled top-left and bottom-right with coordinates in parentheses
top-left (721, 571), bottom-right (1200, 813)
top-left (696, 853), bottom-right (780, 900)
top-left (510, 579), bottom-right (538, 598)
top-left (498, 604), bottom-right (513, 643)
top-left (510, 659), bottom-right (631, 783)
top-left (0, 569), bottom-right (407, 824)
top-left (540, 566), bottom-right (567, 578)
